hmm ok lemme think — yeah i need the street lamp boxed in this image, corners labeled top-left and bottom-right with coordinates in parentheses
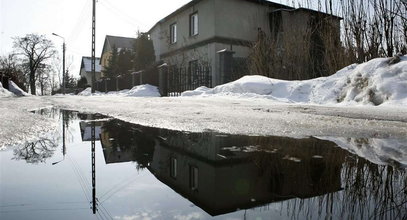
top-left (52, 33), bottom-right (66, 95)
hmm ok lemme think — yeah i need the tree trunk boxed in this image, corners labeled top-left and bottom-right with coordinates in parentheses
top-left (30, 69), bottom-right (36, 95)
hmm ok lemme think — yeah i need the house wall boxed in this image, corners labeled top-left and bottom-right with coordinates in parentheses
top-left (152, 0), bottom-right (216, 61)
top-left (80, 69), bottom-right (101, 86)
top-left (100, 51), bottom-right (112, 77)
top-left (214, 0), bottom-right (276, 41)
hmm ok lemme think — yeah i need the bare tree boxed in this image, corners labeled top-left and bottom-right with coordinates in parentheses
top-left (0, 54), bottom-right (28, 91)
top-left (13, 34), bottom-right (56, 95)
top-left (37, 64), bottom-right (52, 95)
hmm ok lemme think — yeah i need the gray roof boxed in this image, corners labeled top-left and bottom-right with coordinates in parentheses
top-left (101, 35), bottom-right (136, 57)
top-left (81, 56), bottom-right (102, 73)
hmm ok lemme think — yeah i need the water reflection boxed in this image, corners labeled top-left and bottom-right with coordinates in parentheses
top-left (8, 109), bottom-right (406, 219)
top-left (89, 114), bottom-right (406, 219)
top-left (12, 138), bottom-right (58, 164)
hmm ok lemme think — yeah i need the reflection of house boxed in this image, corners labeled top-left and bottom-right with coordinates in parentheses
top-left (78, 113), bottom-right (108, 142)
top-left (148, 0), bottom-right (341, 85)
top-left (79, 121), bottom-right (103, 141)
top-left (79, 56), bottom-right (102, 86)
top-left (100, 35), bottom-right (136, 77)
top-left (150, 134), bottom-right (345, 216)
top-left (99, 120), bottom-right (156, 165)
top-left (96, 118), bottom-right (347, 216)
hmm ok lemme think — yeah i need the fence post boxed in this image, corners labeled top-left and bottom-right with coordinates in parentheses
top-left (139, 71), bottom-right (143, 85)
top-left (217, 49), bottom-right (235, 85)
top-left (116, 76), bottom-right (120, 91)
top-left (131, 72), bottom-right (136, 87)
top-left (158, 63), bottom-right (168, 96)
top-left (104, 79), bottom-right (108, 93)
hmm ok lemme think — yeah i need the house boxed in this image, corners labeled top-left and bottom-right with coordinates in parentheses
top-left (148, 0), bottom-right (341, 86)
top-left (79, 56), bottom-right (102, 86)
top-left (100, 35), bottom-right (136, 77)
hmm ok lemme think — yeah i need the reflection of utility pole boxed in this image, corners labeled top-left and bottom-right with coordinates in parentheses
top-left (62, 111), bottom-right (66, 156)
top-left (52, 111), bottom-right (66, 165)
top-left (91, 116), bottom-right (96, 214)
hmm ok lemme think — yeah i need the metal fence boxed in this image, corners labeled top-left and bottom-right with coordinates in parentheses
top-left (94, 67), bottom-right (159, 93)
top-left (92, 63), bottom-right (215, 96)
top-left (229, 57), bottom-right (249, 82)
top-left (165, 64), bottom-right (211, 96)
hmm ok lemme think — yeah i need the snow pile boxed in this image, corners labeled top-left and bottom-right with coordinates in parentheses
top-left (78, 84), bottom-right (161, 97)
top-left (182, 56), bottom-right (407, 106)
top-left (0, 82), bottom-right (14, 97)
top-left (8, 80), bottom-right (30, 96)
top-left (78, 87), bottom-right (102, 96)
top-left (126, 84), bottom-right (161, 97)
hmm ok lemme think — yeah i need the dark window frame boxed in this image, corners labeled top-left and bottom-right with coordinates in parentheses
top-left (170, 157), bottom-right (177, 179)
top-left (189, 165), bottom-right (199, 191)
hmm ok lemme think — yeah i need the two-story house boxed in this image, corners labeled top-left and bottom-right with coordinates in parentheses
top-left (148, 0), bottom-right (341, 86)
top-left (100, 35), bottom-right (136, 77)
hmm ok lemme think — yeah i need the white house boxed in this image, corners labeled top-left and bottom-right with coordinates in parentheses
top-left (79, 56), bottom-right (102, 86)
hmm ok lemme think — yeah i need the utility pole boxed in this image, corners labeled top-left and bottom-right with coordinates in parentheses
top-left (52, 33), bottom-right (65, 94)
top-left (91, 1), bottom-right (97, 214)
top-left (91, 0), bottom-right (96, 94)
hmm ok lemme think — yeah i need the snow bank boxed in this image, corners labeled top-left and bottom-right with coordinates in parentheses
top-left (182, 56), bottom-right (407, 106)
top-left (78, 84), bottom-right (161, 97)
top-left (0, 82), bottom-right (14, 97)
top-left (78, 87), bottom-right (102, 96)
top-left (126, 84), bottom-right (161, 97)
top-left (8, 80), bottom-right (30, 96)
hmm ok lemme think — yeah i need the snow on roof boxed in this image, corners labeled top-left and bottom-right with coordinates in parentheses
top-left (81, 57), bottom-right (102, 73)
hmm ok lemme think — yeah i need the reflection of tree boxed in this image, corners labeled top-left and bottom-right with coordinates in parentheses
top-left (13, 138), bottom-right (58, 164)
top-left (102, 120), bottom-right (155, 169)
top-left (275, 155), bottom-right (407, 220)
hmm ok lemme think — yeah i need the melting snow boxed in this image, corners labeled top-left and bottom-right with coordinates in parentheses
top-left (182, 56), bottom-right (407, 106)
top-left (8, 80), bottom-right (30, 96)
top-left (78, 84), bottom-right (160, 97)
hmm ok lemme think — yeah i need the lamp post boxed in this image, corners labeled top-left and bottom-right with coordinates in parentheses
top-left (52, 33), bottom-right (66, 94)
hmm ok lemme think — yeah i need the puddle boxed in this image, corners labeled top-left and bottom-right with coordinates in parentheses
top-left (0, 109), bottom-right (406, 219)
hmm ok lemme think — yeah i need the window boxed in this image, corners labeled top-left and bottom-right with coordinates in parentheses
top-left (189, 165), bottom-right (199, 190)
top-left (190, 13), bottom-right (198, 36)
top-left (170, 23), bottom-right (177, 44)
top-left (170, 157), bottom-right (177, 178)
